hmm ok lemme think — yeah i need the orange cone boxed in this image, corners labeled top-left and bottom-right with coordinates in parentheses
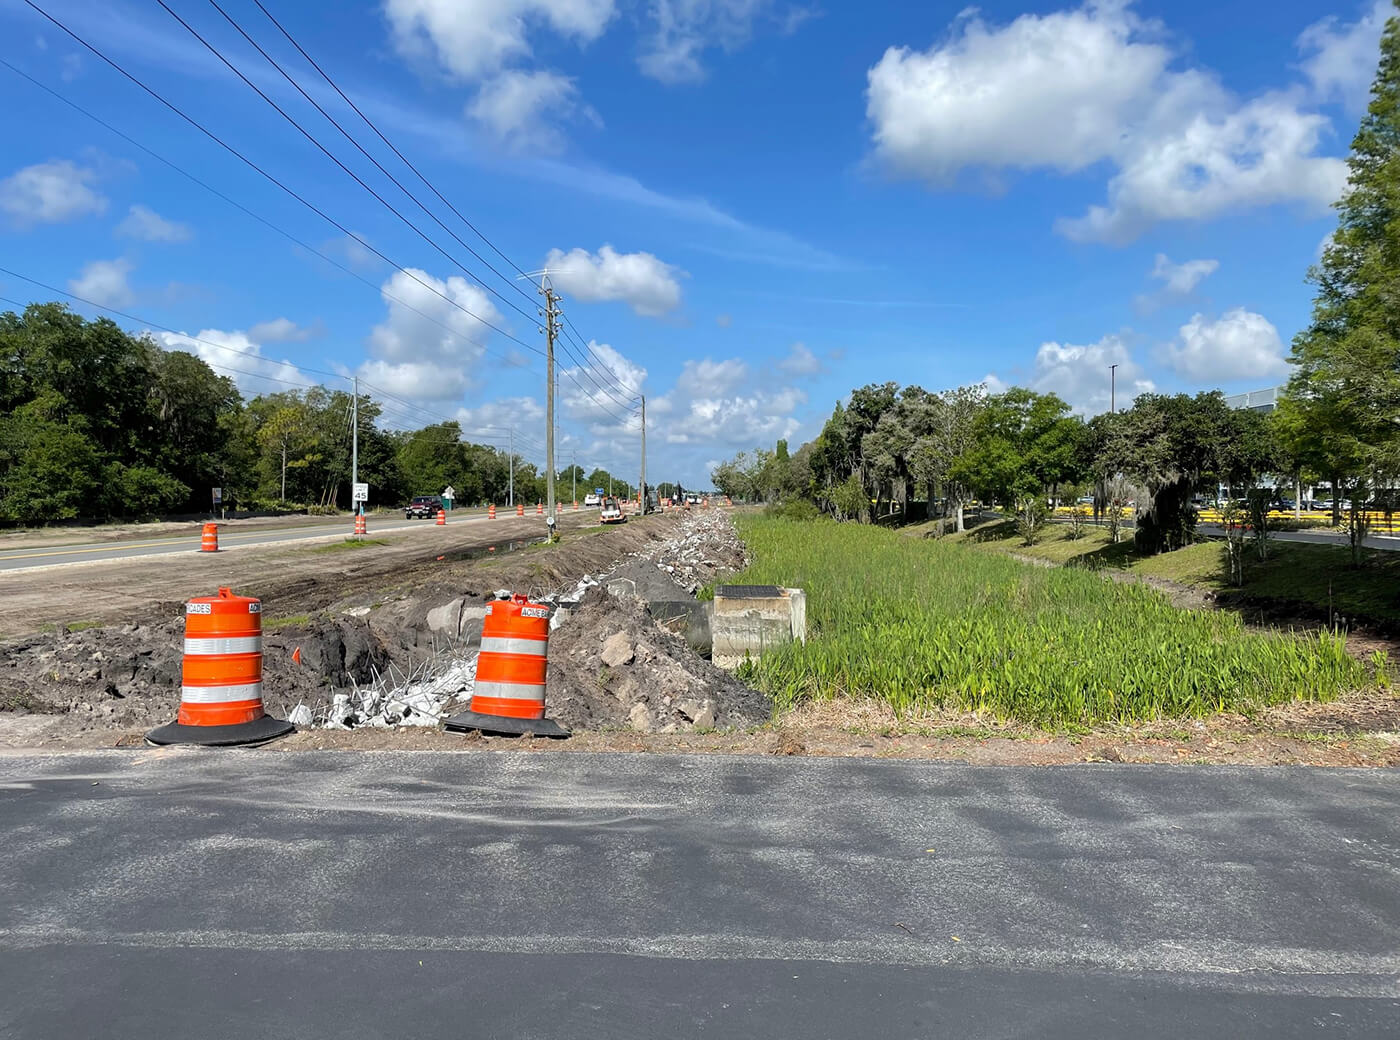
top-left (444, 593), bottom-right (568, 738)
top-left (146, 587), bottom-right (294, 746)
top-left (536, 502), bottom-right (543, 515)
top-left (436, 508), bottom-right (447, 526)
top-left (516, 503), bottom-right (524, 516)
top-left (200, 522), bottom-right (219, 553)
top-left (488, 503), bottom-right (497, 519)
top-left (354, 513), bottom-right (367, 536)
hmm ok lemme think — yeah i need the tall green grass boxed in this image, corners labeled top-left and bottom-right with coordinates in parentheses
top-left (729, 515), bottom-right (1370, 725)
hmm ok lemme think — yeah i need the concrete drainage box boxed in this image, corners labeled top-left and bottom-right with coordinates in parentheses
top-left (711, 585), bottom-right (807, 671)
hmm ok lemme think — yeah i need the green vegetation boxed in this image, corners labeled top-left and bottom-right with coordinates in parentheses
top-left (949, 520), bottom-right (1400, 624)
top-left (262, 614), bottom-right (311, 630)
top-left (62, 619), bottom-right (102, 633)
top-left (729, 515), bottom-right (1371, 727)
top-left (313, 537), bottom-right (389, 553)
top-left (0, 305), bottom-right (636, 524)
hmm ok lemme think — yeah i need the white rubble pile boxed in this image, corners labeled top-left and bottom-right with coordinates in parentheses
top-left (294, 652), bottom-right (478, 729)
top-left (623, 509), bottom-right (746, 593)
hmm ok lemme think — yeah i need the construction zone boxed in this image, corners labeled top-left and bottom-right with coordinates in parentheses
top-left (0, 506), bottom-right (775, 751)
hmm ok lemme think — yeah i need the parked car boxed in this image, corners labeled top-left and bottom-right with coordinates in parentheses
top-left (405, 495), bottom-right (443, 519)
top-left (600, 497), bottom-right (625, 524)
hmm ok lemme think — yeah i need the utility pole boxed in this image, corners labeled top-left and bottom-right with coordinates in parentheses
top-left (1109, 364), bottom-right (1118, 415)
top-left (508, 427), bottom-right (514, 508)
top-left (572, 449), bottom-right (576, 505)
top-left (345, 375), bottom-right (352, 517)
top-left (639, 394), bottom-right (647, 515)
top-left (540, 278), bottom-right (560, 535)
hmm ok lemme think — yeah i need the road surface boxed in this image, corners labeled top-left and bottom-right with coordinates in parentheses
top-left (1198, 523), bottom-right (1400, 551)
top-left (0, 751), bottom-right (1396, 1037)
top-left (0, 511), bottom-right (502, 573)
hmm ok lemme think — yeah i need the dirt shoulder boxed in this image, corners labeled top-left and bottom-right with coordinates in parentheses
top-left (0, 510), bottom-right (631, 639)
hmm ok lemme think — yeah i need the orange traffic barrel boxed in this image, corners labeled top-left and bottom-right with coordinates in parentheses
top-left (147, 587), bottom-right (295, 746)
top-left (200, 522), bottom-right (219, 552)
top-left (572, 500), bottom-right (579, 510)
top-left (444, 593), bottom-right (569, 738)
top-left (556, 502), bottom-right (563, 514)
top-left (488, 503), bottom-right (497, 519)
top-left (536, 501), bottom-right (543, 514)
top-left (354, 513), bottom-right (367, 536)
top-left (516, 502), bottom-right (524, 516)
top-left (436, 508), bottom-right (447, 526)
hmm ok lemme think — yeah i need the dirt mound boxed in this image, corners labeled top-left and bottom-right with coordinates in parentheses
top-left (619, 509), bottom-right (746, 594)
top-left (544, 586), bottom-right (771, 733)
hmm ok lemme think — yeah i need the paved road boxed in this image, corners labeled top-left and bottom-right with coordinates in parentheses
top-left (0, 752), bottom-right (1396, 1038)
top-left (0, 512), bottom-right (501, 573)
top-left (1198, 524), bottom-right (1400, 551)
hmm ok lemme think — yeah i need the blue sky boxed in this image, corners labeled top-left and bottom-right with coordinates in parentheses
top-left (0, 0), bottom-right (1389, 486)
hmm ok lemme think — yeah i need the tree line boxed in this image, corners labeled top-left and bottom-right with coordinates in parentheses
top-left (0, 302), bottom-right (633, 524)
top-left (713, 9), bottom-right (1400, 567)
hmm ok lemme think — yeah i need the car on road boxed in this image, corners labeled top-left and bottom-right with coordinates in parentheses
top-left (584, 492), bottom-right (602, 507)
top-left (600, 497), bottom-right (625, 524)
top-left (405, 495), bottom-right (443, 519)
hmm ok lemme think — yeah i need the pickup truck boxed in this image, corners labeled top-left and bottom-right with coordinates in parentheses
top-left (584, 492), bottom-right (602, 507)
top-left (404, 495), bottom-right (443, 519)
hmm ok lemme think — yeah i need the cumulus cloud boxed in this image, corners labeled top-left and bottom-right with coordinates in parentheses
top-left (660, 385), bottom-right (807, 446)
top-left (560, 340), bottom-right (648, 432)
top-left (676, 357), bottom-right (749, 398)
top-left (115, 203), bottom-right (192, 243)
top-left (0, 159), bottom-right (106, 227)
top-left (1299, 0), bottom-right (1390, 111)
top-left (247, 317), bottom-right (320, 343)
top-left (866, 1), bottom-right (1348, 242)
top-left (155, 328), bottom-right (308, 394)
top-left (776, 341), bottom-right (822, 376)
top-left (467, 69), bottom-right (598, 151)
top-left (1135, 253), bottom-right (1219, 310)
top-left (545, 244), bottom-right (684, 316)
top-left (638, 0), bottom-right (807, 84)
top-left (1019, 335), bottom-right (1154, 415)
top-left (1163, 308), bottom-right (1290, 384)
top-left (383, 0), bottom-right (615, 80)
top-left (68, 258), bottom-right (134, 308)
top-left (358, 267), bottom-right (503, 405)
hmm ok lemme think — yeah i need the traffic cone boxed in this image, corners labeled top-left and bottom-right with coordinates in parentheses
top-left (488, 503), bottom-right (496, 519)
top-left (536, 502), bottom-right (543, 515)
top-left (200, 522), bottom-right (219, 553)
top-left (516, 503), bottom-right (524, 516)
top-left (354, 513), bottom-right (367, 536)
top-left (147, 588), bottom-right (294, 746)
top-left (436, 508), bottom-right (447, 526)
top-left (444, 593), bottom-right (569, 738)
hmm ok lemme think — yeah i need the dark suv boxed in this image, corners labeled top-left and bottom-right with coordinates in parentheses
top-left (405, 495), bottom-right (443, 519)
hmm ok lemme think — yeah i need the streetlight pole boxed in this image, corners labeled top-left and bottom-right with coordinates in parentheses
top-left (1110, 364), bottom-right (1118, 414)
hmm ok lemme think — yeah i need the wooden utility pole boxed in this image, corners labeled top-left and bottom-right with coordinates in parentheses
top-left (639, 394), bottom-right (647, 514)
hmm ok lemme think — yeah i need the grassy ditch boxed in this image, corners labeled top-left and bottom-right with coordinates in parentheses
top-left (728, 515), bottom-right (1375, 726)
top-left (942, 520), bottom-right (1400, 625)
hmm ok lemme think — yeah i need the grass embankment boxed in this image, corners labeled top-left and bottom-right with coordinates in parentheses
top-left (937, 519), bottom-right (1400, 625)
top-left (728, 515), bottom-right (1375, 726)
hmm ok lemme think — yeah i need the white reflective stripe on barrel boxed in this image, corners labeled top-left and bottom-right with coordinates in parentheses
top-left (184, 636), bottom-right (263, 655)
top-left (471, 679), bottom-right (545, 701)
top-left (181, 682), bottom-right (263, 703)
top-left (479, 635), bottom-right (547, 657)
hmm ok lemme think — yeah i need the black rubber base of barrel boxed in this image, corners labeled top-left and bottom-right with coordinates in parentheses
top-left (443, 709), bottom-right (571, 739)
top-left (146, 714), bottom-right (296, 747)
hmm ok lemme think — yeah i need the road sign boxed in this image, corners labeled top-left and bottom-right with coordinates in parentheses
top-left (442, 486), bottom-right (455, 500)
top-left (212, 487), bottom-right (222, 505)
top-left (352, 482), bottom-right (369, 503)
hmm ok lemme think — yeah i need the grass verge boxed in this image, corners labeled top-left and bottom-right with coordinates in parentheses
top-left (728, 514), bottom-right (1375, 726)
top-left (313, 538), bottom-right (389, 553)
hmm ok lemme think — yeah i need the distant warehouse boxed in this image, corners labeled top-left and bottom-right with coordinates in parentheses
top-left (1223, 386), bottom-right (1282, 414)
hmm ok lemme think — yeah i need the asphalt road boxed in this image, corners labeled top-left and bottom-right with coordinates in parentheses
top-left (0, 512), bottom-right (496, 573)
top-left (1, 751), bottom-right (1397, 1038)
top-left (1198, 524), bottom-right (1400, 552)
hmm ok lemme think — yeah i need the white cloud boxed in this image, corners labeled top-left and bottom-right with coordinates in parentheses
top-left (154, 328), bottom-right (308, 394)
top-left (115, 203), bottom-right (192, 243)
top-left (1015, 335), bottom-right (1154, 415)
top-left (1299, 0), bottom-right (1390, 111)
top-left (467, 69), bottom-right (598, 152)
top-left (247, 317), bottom-right (320, 343)
top-left (867, 1), bottom-right (1349, 243)
top-left (1148, 254), bottom-right (1219, 296)
top-left (1164, 308), bottom-right (1290, 384)
top-left (0, 159), bottom-right (106, 227)
top-left (68, 258), bottom-right (134, 308)
top-left (544, 244), bottom-right (684, 316)
top-left (560, 339), bottom-right (648, 432)
top-left (638, 0), bottom-right (801, 84)
top-left (676, 357), bottom-right (749, 398)
top-left (320, 232), bottom-right (379, 272)
top-left (1056, 93), bottom-right (1347, 244)
top-left (1135, 253), bottom-right (1218, 310)
top-left (383, 0), bottom-right (615, 81)
top-left (660, 386), bottom-right (807, 446)
top-left (776, 341), bottom-right (822, 376)
top-left (359, 267), bottom-right (504, 405)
